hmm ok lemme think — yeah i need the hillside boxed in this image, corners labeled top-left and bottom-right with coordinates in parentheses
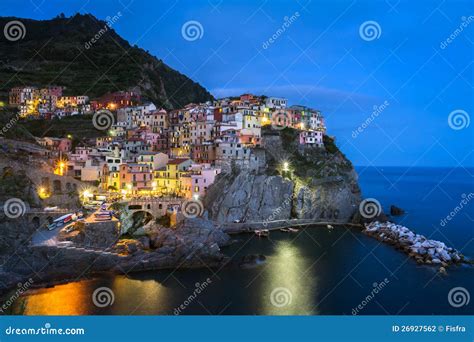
top-left (0, 13), bottom-right (213, 108)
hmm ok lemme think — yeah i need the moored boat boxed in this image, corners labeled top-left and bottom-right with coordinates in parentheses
top-left (254, 229), bottom-right (270, 237)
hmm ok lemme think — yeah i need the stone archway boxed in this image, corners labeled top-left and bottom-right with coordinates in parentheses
top-left (127, 210), bottom-right (154, 235)
top-left (31, 216), bottom-right (40, 229)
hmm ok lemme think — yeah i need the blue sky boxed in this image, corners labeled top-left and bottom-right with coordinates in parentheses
top-left (1, 0), bottom-right (473, 167)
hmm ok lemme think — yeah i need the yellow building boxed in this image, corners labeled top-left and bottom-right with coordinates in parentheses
top-left (153, 158), bottom-right (193, 197)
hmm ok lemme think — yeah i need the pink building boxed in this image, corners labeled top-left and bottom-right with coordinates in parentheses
top-left (190, 165), bottom-right (221, 198)
top-left (37, 137), bottom-right (72, 152)
top-left (58, 138), bottom-right (72, 152)
top-left (119, 163), bottom-right (153, 192)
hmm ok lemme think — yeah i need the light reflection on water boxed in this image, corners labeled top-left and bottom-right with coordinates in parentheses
top-left (14, 280), bottom-right (94, 315)
top-left (6, 226), bottom-right (473, 315)
top-left (14, 277), bottom-right (172, 315)
top-left (261, 240), bottom-right (318, 315)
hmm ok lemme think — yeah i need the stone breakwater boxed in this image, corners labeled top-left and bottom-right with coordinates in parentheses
top-left (363, 221), bottom-right (466, 267)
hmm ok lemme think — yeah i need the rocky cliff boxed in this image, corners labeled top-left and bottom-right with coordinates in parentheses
top-left (205, 128), bottom-right (361, 223)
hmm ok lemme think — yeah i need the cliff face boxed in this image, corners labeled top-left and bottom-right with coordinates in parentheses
top-left (205, 173), bottom-right (294, 223)
top-left (205, 128), bottom-right (361, 223)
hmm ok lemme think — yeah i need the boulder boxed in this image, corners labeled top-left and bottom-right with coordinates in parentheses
top-left (390, 205), bottom-right (405, 216)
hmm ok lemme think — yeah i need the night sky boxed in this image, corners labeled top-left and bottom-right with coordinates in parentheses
top-left (2, 0), bottom-right (473, 167)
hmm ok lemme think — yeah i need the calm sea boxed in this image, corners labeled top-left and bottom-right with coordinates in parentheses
top-left (7, 167), bottom-right (474, 315)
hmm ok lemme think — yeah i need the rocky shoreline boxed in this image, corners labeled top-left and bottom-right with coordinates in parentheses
top-left (1, 217), bottom-right (471, 298)
top-left (363, 221), bottom-right (469, 271)
top-left (0, 217), bottom-right (231, 296)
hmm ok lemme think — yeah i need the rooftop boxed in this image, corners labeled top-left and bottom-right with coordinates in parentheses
top-left (167, 158), bottom-right (191, 165)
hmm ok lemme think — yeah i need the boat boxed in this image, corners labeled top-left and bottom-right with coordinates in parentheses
top-left (280, 228), bottom-right (291, 232)
top-left (94, 211), bottom-right (113, 220)
top-left (254, 229), bottom-right (270, 237)
top-left (48, 213), bottom-right (74, 230)
top-left (327, 224), bottom-right (334, 230)
top-left (288, 228), bottom-right (299, 233)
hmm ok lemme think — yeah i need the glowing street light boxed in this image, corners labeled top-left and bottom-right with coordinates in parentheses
top-left (283, 162), bottom-right (290, 172)
top-left (38, 186), bottom-right (50, 199)
top-left (81, 189), bottom-right (93, 204)
top-left (54, 158), bottom-right (67, 176)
